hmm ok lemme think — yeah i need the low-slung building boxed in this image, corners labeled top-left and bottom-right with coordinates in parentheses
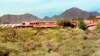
top-left (15, 20), bottom-right (57, 28)
top-left (0, 16), bottom-right (100, 30)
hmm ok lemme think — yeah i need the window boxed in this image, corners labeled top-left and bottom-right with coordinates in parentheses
top-left (45, 22), bottom-right (49, 24)
top-left (36, 23), bottom-right (39, 24)
top-left (22, 23), bottom-right (25, 25)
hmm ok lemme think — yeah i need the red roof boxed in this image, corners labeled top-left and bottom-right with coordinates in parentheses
top-left (96, 16), bottom-right (100, 19)
top-left (84, 20), bottom-right (96, 27)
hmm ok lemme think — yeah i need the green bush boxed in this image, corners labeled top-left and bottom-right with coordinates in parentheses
top-left (78, 18), bottom-right (87, 30)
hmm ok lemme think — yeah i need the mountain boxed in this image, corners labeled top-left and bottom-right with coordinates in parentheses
top-left (0, 13), bottom-right (40, 24)
top-left (43, 7), bottom-right (100, 20)
top-left (42, 15), bottom-right (58, 21)
top-left (60, 7), bottom-right (100, 19)
top-left (0, 7), bottom-right (100, 24)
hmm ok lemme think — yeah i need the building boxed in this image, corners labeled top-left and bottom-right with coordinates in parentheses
top-left (0, 16), bottom-right (99, 30)
top-left (96, 16), bottom-right (100, 22)
top-left (96, 16), bottom-right (100, 19)
top-left (0, 24), bottom-right (20, 28)
top-left (15, 20), bottom-right (57, 28)
top-left (84, 20), bottom-right (96, 27)
top-left (84, 20), bottom-right (96, 30)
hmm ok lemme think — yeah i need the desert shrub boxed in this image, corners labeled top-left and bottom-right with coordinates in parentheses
top-left (15, 28), bottom-right (34, 42)
top-left (0, 27), bottom-right (100, 56)
top-left (92, 50), bottom-right (100, 56)
top-left (78, 18), bottom-right (87, 30)
top-left (0, 50), bottom-right (9, 56)
top-left (95, 21), bottom-right (100, 31)
top-left (18, 40), bottom-right (40, 52)
top-left (49, 27), bottom-right (60, 29)
top-left (0, 46), bottom-right (23, 56)
top-left (41, 40), bottom-right (59, 52)
top-left (0, 46), bottom-right (13, 56)
top-left (57, 29), bottom-right (100, 56)
top-left (57, 19), bottom-right (73, 28)
top-left (0, 28), bottom-right (17, 42)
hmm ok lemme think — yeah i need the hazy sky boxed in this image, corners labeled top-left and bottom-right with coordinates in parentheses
top-left (0, 0), bottom-right (100, 18)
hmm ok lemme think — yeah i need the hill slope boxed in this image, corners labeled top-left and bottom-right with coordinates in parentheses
top-left (0, 7), bottom-right (100, 23)
top-left (60, 7), bottom-right (100, 19)
top-left (43, 7), bottom-right (100, 20)
top-left (0, 13), bottom-right (40, 24)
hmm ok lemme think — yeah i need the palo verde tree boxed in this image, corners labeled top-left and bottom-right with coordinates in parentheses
top-left (78, 18), bottom-right (87, 30)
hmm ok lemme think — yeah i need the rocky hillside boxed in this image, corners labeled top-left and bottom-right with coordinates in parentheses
top-left (43, 7), bottom-right (100, 20)
top-left (0, 7), bottom-right (100, 23)
top-left (60, 7), bottom-right (100, 19)
top-left (0, 13), bottom-right (40, 24)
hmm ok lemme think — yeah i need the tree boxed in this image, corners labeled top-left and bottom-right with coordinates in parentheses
top-left (57, 19), bottom-right (72, 28)
top-left (78, 18), bottom-right (87, 30)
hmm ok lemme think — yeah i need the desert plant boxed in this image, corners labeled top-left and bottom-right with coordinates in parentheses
top-left (78, 18), bottom-right (87, 30)
top-left (0, 27), bottom-right (100, 56)
top-left (0, 28), bottom-right (17, 42)
top-left (15, 28), bottom-right (34, 42)
top-left (95, 21), bottom-right (100, 31)
top-left (57, 19), bottom-right (72, 28)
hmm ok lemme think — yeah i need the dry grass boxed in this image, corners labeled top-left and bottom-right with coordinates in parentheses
top-left (0, 27), bottom-right (100, 56)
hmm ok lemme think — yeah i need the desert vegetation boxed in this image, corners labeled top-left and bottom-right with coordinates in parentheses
top-left (78, 18), bottom-right (87, 30)
top-left (57, 19), bottom-right (76, 28)
top-left (0, 26), bottom-right (100, 56)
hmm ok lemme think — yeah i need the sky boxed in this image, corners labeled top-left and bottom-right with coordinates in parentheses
top-left (0, 0), bottom-right (100, 18)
